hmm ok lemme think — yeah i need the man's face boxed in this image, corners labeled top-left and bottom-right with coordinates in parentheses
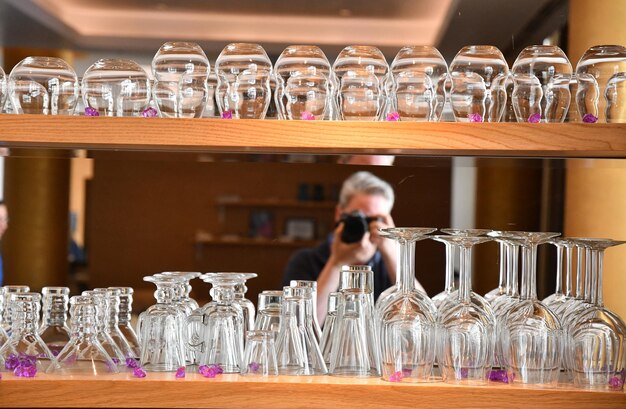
top-left (336, 193), bottom-right (391, 221)
top-left (0, 205), bottom-right (8, 239)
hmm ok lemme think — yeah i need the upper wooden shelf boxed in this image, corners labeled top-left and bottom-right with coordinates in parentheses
top-left (1, 114), bottom-right (626, 158)
top-left (1, 372), bottom-right (624, 408)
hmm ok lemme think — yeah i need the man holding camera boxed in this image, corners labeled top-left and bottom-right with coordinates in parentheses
top-left (282, 171), bottom-right (425, 324)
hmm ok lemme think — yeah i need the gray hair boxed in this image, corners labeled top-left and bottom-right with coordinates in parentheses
top-left (338, 171), bottom-right (394, 210)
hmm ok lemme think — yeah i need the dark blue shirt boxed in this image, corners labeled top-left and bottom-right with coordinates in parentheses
top-left (282, 235), bottom-right (392, 301)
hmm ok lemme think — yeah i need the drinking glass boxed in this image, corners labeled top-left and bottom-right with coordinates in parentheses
top-left (320, 292), bottom-right (340, 366)
top-left (0, 293), bottom-right (57, 373)
top-left (137, 277), bottom-right (187, 371)
top-left (378, 227), bottom-right (437, 382)
top-left (1, 285), bottom-right (30, 334)
top-left (38, 287), bottom-right (71, 357)
top-left (82, 290), bottom-right (125, 365)
top-left (542, 239), bottom-right (576, 313)
top-left (559, 240), bottom-right (594, 329)
top-left (484, 242), bottom-right (508, 302)
top-left (254, 290), bottom-right (282, 338)
top-left (82, 58), bottom-right (151, 117)
top-left (0, 66), bottom-right (7, 113)
top-left (494, 231), bottom-right (563, 385)
top-left (189, 273), bottom-right (245, 373)
top-left (8, 56), bottom-right (78, 115)
top-left (153, 272), bottom-right (201, 315)
top-left (511, 45), bottom-right (573, 123)
top-left (108, 287), bottom-right (141, 358)
top-left (448, 45), bottom-right (509, 122)
top-left (389, 46), bottom-right (448, 121)
top-left (289, 280), bottom-right (321, 340)
top-left (329, 266), bottom-right (380, 377)
top-left (93, 288), bottom-right (136, 359)
top-left (234, 273), bottom-right (258, 333)
top-left (275, 295), bottom-right (327, 375)
top-left (433, 235), bottom-right (495, 384)
top-left (240, 330), bottom-right (278, 377)
top-left (566, 238), bottom-right (626, 390)
top-left (376, 228), bottom-right (437, 314)
top-left (48, 295), bottom-right (118, 375)
top-left (333, 45), bottom-right (389, 121)
top-left (605, 72), bottom-right (626, 123)
top-left (274, 45), bottom-right (334, 120)
top-left (214, 43), bottom-right (272, 119)
top-left (575, 45), bottom-right (626, 123)
top-left (152, 41), bottom-right (210, 118)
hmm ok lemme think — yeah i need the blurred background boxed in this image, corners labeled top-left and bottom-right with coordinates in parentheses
top-left (0, 0), bottom-right (624, 317)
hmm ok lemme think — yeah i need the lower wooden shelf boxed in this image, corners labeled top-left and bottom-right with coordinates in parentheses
top-left (1, 372), bottom-right (624, 408)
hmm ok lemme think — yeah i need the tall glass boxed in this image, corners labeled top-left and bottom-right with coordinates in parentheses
top-left (495, 231), bottom-right (563, 385)
top-left (254, 290), bottom-right (282, 338)
top-left (448, 45), bottom-right (509, 122)
top-left (320, 292), bottom-right (340, 366)
top-left (566, 238), bottom-right (626, 390)
top-left (511, 45), bottom-right (572, 123)
top-left (82, 290), bottom-right (125, 365)
top-left (108, 287), bottom-right (140, 358)
top-left (434, 235), bottom-right (495, 384)
top-left (38, 287), bottom-right (71, 357)
top-left (93, 288), bottom-right (136, 359)
top-left (378, 227), bottom-right (437, 382)
top-left (234, 272), bottom-right (258, 333)
top-left (389, 46), bottom-right (448, 121)
top-left (1, 285), bottom-right (31, 334)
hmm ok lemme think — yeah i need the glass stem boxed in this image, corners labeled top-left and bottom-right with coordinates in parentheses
top-left (444, 242), bottom-right (455, 293)
top-left (529, 244), bottom-right (538, 300)
top-left (584, 247), bottom-right (592, 302)
top-left (509, 244), bottom-right (519, 297)
top-left (590, 249), bottom-right (598, 305)
top-left (398, 239), bottom-right (415, 293)
top-left (554, 244), bottom-right (563, 295)
top-left (575, 245), bottom-right (583, 298)
top-left (458, 245), bottom-right (472, 304)
top-left (498, 242), bottom-right (506, 293)
top-left (564, 245), bottom-right (573, 297)
top-left (596, 250), bottom-right (604, 307)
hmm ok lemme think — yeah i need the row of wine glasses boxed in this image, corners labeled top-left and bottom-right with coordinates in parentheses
top-left (1, 43), bottom-right (625, 122)
top-left (1, 231), bottom-right (623, 391)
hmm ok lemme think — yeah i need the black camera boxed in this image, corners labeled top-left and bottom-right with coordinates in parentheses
top-left (339, 211), bottom-right (380, 243)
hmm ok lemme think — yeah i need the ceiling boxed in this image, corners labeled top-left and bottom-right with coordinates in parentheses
top-left (0, 0), bottom-right (568, 62)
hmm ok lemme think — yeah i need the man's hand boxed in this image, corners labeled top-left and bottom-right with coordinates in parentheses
top-left (328, 223), bottom-right (377, 267)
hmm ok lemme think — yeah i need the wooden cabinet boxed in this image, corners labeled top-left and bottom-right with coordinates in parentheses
top-left (0, 115), bottom-right (624, 408)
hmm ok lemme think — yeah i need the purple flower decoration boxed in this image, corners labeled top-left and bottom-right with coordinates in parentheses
top-left (125, 357), bottom-right (139, 368)
top-left (460, 368), bottom-right (469, 379)
top-left (221, 110), bottom-right (233, 120)
top-left (213, 364), bottom-right (224, 375)
top-left (199, 365), bottom-right (217, 378)
top-left (132, 367), bottom-right (147, 378)
top-left (248, 361), bottom-right (260, 373)
top-left (142, 107), bottom-right (158, 118)
top-left (84, 107), bottom-right (100, 117)
top-left (386, 112), bottom-right (400, 122)
top-left (300, 111), bottom-right (315, 120)
top-left (175, 367), bottom-right (186, 379)
top-left (582, 113), bottom-right (598, 123)
top-left (488, 369), bottom-right (511, 383)
top-left (14, 364), bottom-right (37, 378)
top-left (609, 374), bottom-right (625, 390)
top-left (468, 113), bottom-right (483, 123)
top-left (528, 113), bottom-right (542, 123)
top-left (388, 371), bottom-right (403, 382)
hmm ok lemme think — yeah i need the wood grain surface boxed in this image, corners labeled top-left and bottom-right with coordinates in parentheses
top-left (0, 115), bottom-right (625, 157)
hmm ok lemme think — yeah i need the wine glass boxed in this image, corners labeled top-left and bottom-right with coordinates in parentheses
top-left (378, 227), bottom-right (438, 382)
top-left (389, 46), bottom-right (448, 121)
top-left (214, 43), bottom-right (272, 119)
top-left (82, 58), bottom-right (151, 117)
top-left (575, 45), bottom-right (626, 123)
top-left (494, 231), bottom-right (563, 386)
top-left (274, 45), bottom-right (334, 120)
top-left (433, 235), bottom-right (496, 384)
top-left (333, 45), bottom-right (389, 121)
top-left (0, 66), bottom-right (7, 113)
top-left (8, 56), bottom-right (78, 115)
top-left (542, 239), bottom-right (576, 313)
top-left (152, 41), bottom-right (210, 118)
top-left (448, 45), bottom-right (509, 122)
top-left (511, 45), bottom-right (573, 123)
top-left (566, 238), bottom-right (626, 390)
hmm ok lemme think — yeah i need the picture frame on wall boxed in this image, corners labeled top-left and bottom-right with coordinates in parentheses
top-left (285, 218), bottom-right (316, 241)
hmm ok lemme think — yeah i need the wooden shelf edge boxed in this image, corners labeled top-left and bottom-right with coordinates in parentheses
top-left (0, 373), bottom-right (624, 408)
top-left (1, 115), bottom-right (626, 158)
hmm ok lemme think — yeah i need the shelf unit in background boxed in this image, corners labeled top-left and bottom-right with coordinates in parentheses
top-left (0, 115), bottom-right (624, 408)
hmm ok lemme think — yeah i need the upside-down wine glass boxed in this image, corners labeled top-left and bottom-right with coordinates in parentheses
top-left (378, 227), bottom-right (437, 382)
top-left (566, 238), bottom-right (626, 391)
top-left (433, 235), bottom-right (495, 384)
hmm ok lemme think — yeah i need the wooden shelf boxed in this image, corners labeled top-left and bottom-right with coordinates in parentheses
top-left (1, 114), bottom-right (626, 158)
top-left (215, 198), bottom-right (336, 209)
top-left (0, 372), bottom-right (623, 408)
